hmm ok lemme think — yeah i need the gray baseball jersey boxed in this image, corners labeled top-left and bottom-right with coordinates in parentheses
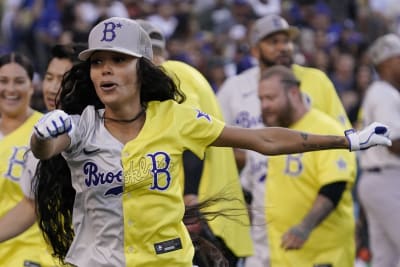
top-left (358, 79), bottom-right (400, 266)
top-left (241, 150), bottom-right (269, 267)
top-left (359, 80), bottom-right (400, 169)
top-left (62, 105), bottom-right (125, 267)
top-left (217, 66), bottom-right (263, 129)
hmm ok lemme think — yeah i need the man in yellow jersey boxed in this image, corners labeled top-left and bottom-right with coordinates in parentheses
top-left (217, 14), bottom-right (352, 267)
top-left (258, 65), bottom-right (356, 267)
top-left (137, 20), bottom-right (253, 266)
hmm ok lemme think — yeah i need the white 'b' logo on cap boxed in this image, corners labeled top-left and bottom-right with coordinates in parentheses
top-left (101, 22), bottom-right (123, 42)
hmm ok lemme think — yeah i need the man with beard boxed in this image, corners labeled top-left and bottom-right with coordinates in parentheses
top-left (259, 65), bottom-right (357, 267)
top-left (217, 14), bottom-right (352, 267)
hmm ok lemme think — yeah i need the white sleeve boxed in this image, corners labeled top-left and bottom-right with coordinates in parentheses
top-left (217, 77), bottom-right (236, 125)
top-left (20, 151), bottom-right (39, 199)
top-left (370, 88), bottom-right (400, 139)
top-left (240, 150), bottom-right (267, 193)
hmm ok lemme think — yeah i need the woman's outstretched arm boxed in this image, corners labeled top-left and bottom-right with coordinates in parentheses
top-left (212, 122), bottom-right (391, 155)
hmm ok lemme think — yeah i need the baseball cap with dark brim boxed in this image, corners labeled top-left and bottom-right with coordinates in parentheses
top-left (78, 17), bottom-right (153, 61)
top-left (250, 14), bottom-right (299, 46)
top-left (368, 33), bottom-right (400, 65)
top-left (136, 19), bottom-right (166, 50)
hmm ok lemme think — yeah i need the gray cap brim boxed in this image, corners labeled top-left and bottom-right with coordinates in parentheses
top-left (78, 47), bottom-right (144, 61)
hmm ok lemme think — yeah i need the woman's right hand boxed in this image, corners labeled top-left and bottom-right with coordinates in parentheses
top-left (34, 110), bottom-right (73, 140)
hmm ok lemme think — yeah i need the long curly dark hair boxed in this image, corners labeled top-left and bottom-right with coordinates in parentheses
top-left (34, 57), bottom-right (185, 263)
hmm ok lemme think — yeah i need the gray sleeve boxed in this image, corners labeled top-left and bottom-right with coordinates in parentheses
top-left (20, 151), bottom-right (39, 199)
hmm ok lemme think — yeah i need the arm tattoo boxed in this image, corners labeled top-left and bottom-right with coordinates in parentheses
top-left (289, 226), bottom-right (310, 240)
top-left (300, 134), bottom-right (347, 150)
top-left (301, 195), bottom-right (334, 231)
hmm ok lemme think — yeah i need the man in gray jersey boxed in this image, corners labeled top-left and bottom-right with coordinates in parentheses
top-left (357, 33), bottom-right (400, 267)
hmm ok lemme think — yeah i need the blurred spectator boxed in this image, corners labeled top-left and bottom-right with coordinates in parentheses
top-left (311, 48), bottom-right (331, 73)
top-left (356, 5), bottom-right (390, 45)
top-left (73, 0), bottom-right (128, 27)
top-left (170, 0), bottom-right (198, 41)
top-left (323, 0), bottom-right (357, 23)
top-left (124, 0), bottom-right (150, 18)
top-left (248, 0), bottom-right (281, 18)
top-left (147, 0), bottom-right (178, 39)
top-left (336, 18), bottom-right (364, 55)
top-left (61, 0), bottom-right (129, 44)
top-left (346, 64), bottom-right (374, 126)
top-left (5, 0), bottom-right (63, 75)
top-left (205, 57), bottom-right (227, 93)
top-left (196, 0), bottom-right (235, 34)
top-left (230, 0), bottom-right (256, 26)
top-left (368, 0), bottom-right (400, 25)
top-left (329, 52), bottom-right (355, 95)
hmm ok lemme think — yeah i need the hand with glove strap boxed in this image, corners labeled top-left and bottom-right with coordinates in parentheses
top-left (34, 110), bottom-right (73, 140)
top-left (31, 109), bottom-right (74, 160)
top-left (345, 122), bottom-right (392, 151)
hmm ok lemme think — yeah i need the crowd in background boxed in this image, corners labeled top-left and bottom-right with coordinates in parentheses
top-left (1, 0), bottom-right (399, 125)
top-left (1, 0), bottom-right (399, 265)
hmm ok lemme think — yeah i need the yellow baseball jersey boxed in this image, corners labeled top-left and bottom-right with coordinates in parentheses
top-left (162, 60), bottom-right (253, 256)
top-left (266, 109), bottom-right (356, 267)
top-left (292, 64), bottom-right (352, 129)
top-left (121, 100), bottom-right (225, 267)
top-left (0, 111), bottom-right (57, 267)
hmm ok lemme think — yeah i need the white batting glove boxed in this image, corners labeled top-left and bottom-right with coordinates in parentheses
top-left (34, 110), bottom-right (73, 140)
top-left (345, 122), bottom-right (392, 151)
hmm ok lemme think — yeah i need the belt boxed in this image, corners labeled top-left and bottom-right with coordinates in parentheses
top-left (364, 167), bottom-right (381, 173)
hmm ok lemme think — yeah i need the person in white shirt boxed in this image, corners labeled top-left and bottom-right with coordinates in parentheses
top-left (358, 33), bottom-right (400, 267)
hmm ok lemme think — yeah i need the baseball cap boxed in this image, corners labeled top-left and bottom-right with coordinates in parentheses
top-left (136, 19), bottom-right (166, 50)
top-left (78, 17), bottom-right (153, 61)
top-left (250, 14), bottom-right (299, 46)
top-left (368, 33), bottom-right (400, 65)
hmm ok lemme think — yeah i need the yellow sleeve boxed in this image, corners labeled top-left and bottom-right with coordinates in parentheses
top-left (176, 104), bottom-right (225, 159)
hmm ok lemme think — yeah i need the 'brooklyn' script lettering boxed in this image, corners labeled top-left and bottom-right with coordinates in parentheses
top-left (84, 162), bottom-right (122, 187)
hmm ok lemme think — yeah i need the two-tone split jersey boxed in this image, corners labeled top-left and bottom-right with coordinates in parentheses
top-left (0, 111), bottom-right (57, 267)
top-left (121, 100), bottom-right (225, 267)
top-left (62, 101), bottom-right (224, 267)
top-left (266, 109), bottom-right (356, 267)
